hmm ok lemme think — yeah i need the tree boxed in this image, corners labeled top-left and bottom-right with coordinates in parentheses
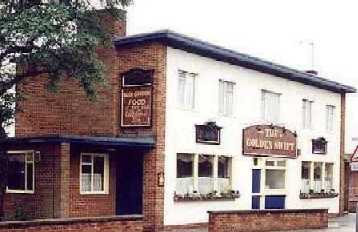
top-left (0, 0), bottom-right (132, 220)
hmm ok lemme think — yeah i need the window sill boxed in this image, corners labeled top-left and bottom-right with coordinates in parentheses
top-left (174, 192), bottom-right (240, 202)
top-left (80, 192), bottom-right (109, 195)
top-left (6, 190), bottom-right (34, 194)
top-left (299, 192), bottom-right (338, 199)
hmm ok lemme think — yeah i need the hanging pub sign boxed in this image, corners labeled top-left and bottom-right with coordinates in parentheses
top-left (120, 68), bottom-right (153, 127)
top-left (312, 137), bottom-right (327, 154)
top-left (196, 121), bottom-right (222, 145)
top-left (243, 125), bottom-right (297, 158)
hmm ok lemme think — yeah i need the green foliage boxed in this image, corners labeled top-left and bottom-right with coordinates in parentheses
top-left (0, 0), bottom-right (131, 137)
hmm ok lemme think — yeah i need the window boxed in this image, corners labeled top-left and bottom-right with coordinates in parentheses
top-left (301, 161), bottom-right (311, 194)
top-left (325, 163), bottom-right (334, 190)
top-left (176, 154), bottom-right (194, 195)
top-left (301, 161), bottom-right (334, 193)
top-left (264, 160), bottom-right (286, 190)
top-left (175, 154), bottom-right (232, 195)
top-left (326, 105), bottom-right (335, 132)
top-left (178, 70), bottom-right (196, 109)
top-left (198, 155), bottom-right (214, 194)
top-left (80, 153), bottom-right (108, 194)
top-left (219, 80), bottom-right (235, 116)
top-left (261, 90), bottom-right (281, 123)
top-left (302, 99), bottom-right (313, 129)
top-left (313, 162), bottom-right (323, 192)
top-left (7, 151), bottom-right (34, 193)
top-left (218, 156), bottom-right (231, 193)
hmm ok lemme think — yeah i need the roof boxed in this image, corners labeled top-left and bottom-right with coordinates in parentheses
top-left (114, 30), bottom-right (356, 93)
top-left (0, 135), bottom-right (155, 149)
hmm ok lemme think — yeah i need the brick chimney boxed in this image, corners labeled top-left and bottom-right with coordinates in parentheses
top-left (97, 9), bottom-right (127, 38)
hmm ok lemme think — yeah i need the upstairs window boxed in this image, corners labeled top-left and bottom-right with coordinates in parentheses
top-left (326, 105), bottom-right (335, 132)
top-left (7, 151), bottom-right (34, 193)
top-left (178, 70), bottom-right (196, 109)
top-left (302, 99), bottom-right (313, 129)
top-left (219, 80), bottom-right (235, 116)
top-left (80, 153), bottom-right (109, 194)
top-left (261, 90), bottom-right (281, 123)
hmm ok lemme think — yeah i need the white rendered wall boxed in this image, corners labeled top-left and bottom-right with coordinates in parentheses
top-left (164, 47), bottom-right (342, 225)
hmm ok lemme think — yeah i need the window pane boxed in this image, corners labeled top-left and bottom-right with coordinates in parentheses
top-left (277, 161), bottom-right (286, 167)
top-left (82, 155), bottom-right (92, 164)
top-left (301, 161), bottom-right (311, 193)
top-left (26, 163), bottom-right (33, 191)
top-left (177, 154), bottom-right (193, 178)
top-left (265, 169), bottom-right (285, 189)
top-left (93, 156), bottom-right (104, 192)
top-left (325, 163), bottom-right (334, 190)
top-left (219, 80), bottom-right (224, 114)
top-left (176, 153), bottom-right (194, 195)
top-left (265, 161), bottom-right (275, 166)
top-left (218, 157), bottom-right (231, 193)
top-left (8, 154), bottom-right (25, 191)
top-left (198, 155), bottom-right (214, 194)
top-left (218, 157), bottom-right (230, 178)
top-left (262, 91), bottom-right (280, 123)
top-left (198, 155), bottom-right (213, 177)
top-left (81, 164), bottom-right (92, 192)
top-left (313, 162), bottom-right (323, 192)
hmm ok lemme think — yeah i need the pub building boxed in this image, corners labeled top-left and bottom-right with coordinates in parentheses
top-left (0, 14), bottom-right (356, 231)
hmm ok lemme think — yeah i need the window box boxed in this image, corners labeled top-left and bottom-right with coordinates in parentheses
top-left (174, 190), bottom-right (240, 202)
top-left (299, 190), bottom-right (338, 199)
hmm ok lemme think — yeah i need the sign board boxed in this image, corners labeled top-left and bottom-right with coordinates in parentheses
top-left (243, 125), bottom-right (297, 158)
top-left (120, 68), bottom-right (153, 127)
top-left (312, 137), bottom-right (327, 154)
top-left (195, 122), bottom-right (221, 145)
top-left (121, 86), bottom-right (152, 127)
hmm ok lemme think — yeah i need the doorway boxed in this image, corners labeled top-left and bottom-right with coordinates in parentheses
top-left (116, 153), bottom-right (144, 215)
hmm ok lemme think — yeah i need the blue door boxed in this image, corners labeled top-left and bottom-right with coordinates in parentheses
top-left (252, 169), bottom-right (261, 193)
top-left (252, 169), bottom-right (261, 209)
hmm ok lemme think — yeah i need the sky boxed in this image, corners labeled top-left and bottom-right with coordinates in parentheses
top-left (126, 0), bottom-right (358, 153)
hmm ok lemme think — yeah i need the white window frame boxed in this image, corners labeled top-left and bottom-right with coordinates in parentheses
top-left (261, 89), bottom-right (281, 124)
top-left (219, 79), bottom-right (235, 116)
top-left (262, 158), bottom-right (287, 194)
top-left (175, 153), bottom-right (232, 195)
top-left (6, 150), bottom-right (35, 194)
top-left (177, 70), bottom-right (197, 110)
top-left (80, 153), bottom-right (109, 195)
top-left (300, 161), bottom-right (335, 193)
top-left (326, 105), bottom-right (336, 132)
top-left (302, 99), bottom-right (313, 129)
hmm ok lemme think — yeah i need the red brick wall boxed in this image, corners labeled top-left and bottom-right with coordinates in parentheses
top-left (208, 209), bottom-right (328, 232)
top-left (0, 216), bottom-right (143, 232)
top-left (15, 17), bottom-right (126, 138)
top-left (116, 43), bottom-right (167, 231)
top-left (68, 146), bottom-right (117, 217)
top-left (3, 144), bottom-right (61, 220)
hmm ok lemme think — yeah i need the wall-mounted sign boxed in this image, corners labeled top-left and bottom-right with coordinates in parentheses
top-left (312, 137), bottom-right (327, 154)
top-left (243, 125), bottom-right (297, 158)
top-left (196, 122), bottom-right (222, 145)
top-left (120, 69), bottom-right (153, 127)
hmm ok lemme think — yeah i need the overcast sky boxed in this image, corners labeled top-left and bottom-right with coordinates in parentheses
top-left (126, 0), bottom-right (358, 153)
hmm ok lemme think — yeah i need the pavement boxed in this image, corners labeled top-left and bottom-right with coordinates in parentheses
top-left (282, 213), bottom-right (355, 232)
top-left (174, 213), bottom-right (356, 232)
